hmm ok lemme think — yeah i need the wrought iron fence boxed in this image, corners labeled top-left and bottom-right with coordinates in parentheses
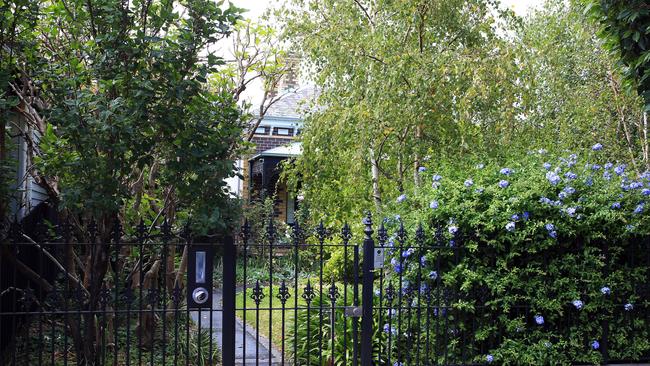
top-left (1, 214), bottom-right (649, 365)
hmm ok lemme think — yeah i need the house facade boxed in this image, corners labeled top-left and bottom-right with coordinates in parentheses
top-left (4, 113), bottom-right (49, 222)
top-left (233, 85), bottom-right (316, 225)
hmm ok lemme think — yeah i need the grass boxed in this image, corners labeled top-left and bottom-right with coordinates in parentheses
top-left (235, 284), bottom-right (308, 349)
top-left (235, 281), bottom-right (359, 350)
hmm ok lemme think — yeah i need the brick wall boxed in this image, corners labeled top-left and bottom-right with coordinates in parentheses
top-left (251, 136), bottom-right (294, 154)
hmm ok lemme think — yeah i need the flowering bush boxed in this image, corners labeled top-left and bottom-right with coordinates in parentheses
top-left (382, 147), bottom-right (650, 365)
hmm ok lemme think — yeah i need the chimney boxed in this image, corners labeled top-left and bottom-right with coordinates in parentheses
top-left (270, 54), bottom-right (300, 100)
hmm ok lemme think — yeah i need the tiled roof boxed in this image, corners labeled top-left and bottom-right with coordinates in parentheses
top-left (264, 85), bottom-right (319, 119)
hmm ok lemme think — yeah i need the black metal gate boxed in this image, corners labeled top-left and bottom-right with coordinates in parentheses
top-left (0, 216), bottom-right (373, 366)
top-left (2, 213), bottom-right (650, 365)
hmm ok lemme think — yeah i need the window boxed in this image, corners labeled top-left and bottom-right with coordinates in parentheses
top-left (273, 127), bottom-right (293, 136)
top-left (255, 126), bottom-right (269, 135)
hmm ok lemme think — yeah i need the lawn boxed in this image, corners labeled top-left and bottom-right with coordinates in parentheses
top-left (235, 282), bottom-right (358, 350)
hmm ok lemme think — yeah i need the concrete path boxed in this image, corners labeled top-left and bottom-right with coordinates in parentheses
top-left (189, 289), bottom-right (282, 366)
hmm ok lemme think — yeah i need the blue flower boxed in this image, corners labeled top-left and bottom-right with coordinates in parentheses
top-left (420, 256), bottom-right (426, 266)
top-left (498, 180), bottom-right (509, 188)
top-left (558, 192), bottom-right (568, 200)
top-left (429, 200), bottom-right (439, 209)
top-left (464, 179), bottom-right (474, 187)
top-left (486, 355), bottom-right (494, 363)
top-left (432, 174), bottom-right (442, 182)
top-left (429, 271), bottom-right (438, 280)
top-left (448, 226), bottom-right (458, 235)
top-left (511, 214), bottom-right (520, 221)
top-left (475, 187), bottom-right (484, 194)
top-left (627, 224), bottom-right (635, 231)
top-left (391, 258), bottom-right (403, 274)
top-left (592, 143), bottom-right (603, 151)
top-left (644, 188), bottom-right (650, 196)
top-left (564, 171), bottom-right (577, 180)
top-left (549, 230), bottom-right (557, 239)
top-left (432, 182), bottom-right (441, 189)
top-left (563, 186), bottom-right (575, 195)
top-left (539, 196), bottom-right (552, 204)
top-left (546, 171), bottom-right (561, 185)
top-left (476, 163), bottom-right (485, 169)
top-left (600, 286), bottom-right (611, 295)
top-left (523, 211), bottom-right (530, 220)
top-left (624, 303), bottom-right (634, 311)
top-left (418, 166), bottom-right (426, 172)
top-left (565, 207), bottom-right (577, 217)
top-left (631, 181), bottom-right (644, 189)
top-left (591, 340), bottom-right (600, 350)
top-left (603, 171), bottom-right (612, 180)
top-left (572, 299), bottom-right (583, 310)
top-left (396, 194), bottom-right (407, 203)
top-left (383, 324), bottom-right (397, 335)
top-left (506, 222), bottom-right (516, 232)
top-left (500, 167), bottom-right (513, 176)
top-left (611, 202), bottom-right (621, 209)
top-left (545, 223), bottom-right (555, 231)
top-left (394, 214), bottom-right (401, 221)
top-left (591, 164), bottom-right (601, 170)
top-left (449, 239), bottom-right (455, 247)
top-left (605, 162), bottom-right (613, 169)
top-left (634, 203), bottom-right (644, 214)
top-left (615, 165), bottom-right (626, 176)
top-left (534, 315), bottom-right (544, 325)
top-left (585, 176), bottom-right (593, 186)
top-left (402, 248), bottom-right (415, 258)
top-left (543, 162), bottom-right (552, 170)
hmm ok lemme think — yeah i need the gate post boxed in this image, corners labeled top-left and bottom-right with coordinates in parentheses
top-left (222, 236), bottom-right (236, 365)
top-left (361, 213), bottom-right (375, 366)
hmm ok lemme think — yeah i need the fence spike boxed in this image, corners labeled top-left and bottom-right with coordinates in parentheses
top-left (415, 223), bottom-right (425, 245)
top-left (363, 211), bottom-right (373, 238)
top-left (341, 222), bottom-right (352, 242)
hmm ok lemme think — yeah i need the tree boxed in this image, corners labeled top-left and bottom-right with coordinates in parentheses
top-left (280, 0), bottom-right (523, 225)
top-left (211, 19), bottom-right (290, 142)
top-left (585, 0), bottom-right (650, 110)
top-left (517, 0), bottom-right (647, 171)
top-left (1, 0), bottom-right (244, 362)
top-left (280, 0), bottom-right (647, 229)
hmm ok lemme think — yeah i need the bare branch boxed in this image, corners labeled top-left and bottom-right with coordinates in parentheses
top-left (353, 0), bottom-right (375, 28)
top-left (19, 234), bottom-right (90, 296)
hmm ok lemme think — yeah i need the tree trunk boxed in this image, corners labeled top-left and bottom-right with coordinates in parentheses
top-left (369, 148), bottom-right (382, 212)
top-left (136, 259), bottom-right (161, 348)
top-left (414, 125), bottom-right (422, 188)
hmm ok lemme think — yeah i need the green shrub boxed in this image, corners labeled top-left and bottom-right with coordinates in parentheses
top-left (380, 146), bottom-right (650, 365)
top-left (287, 285), bottom-right (386, 365)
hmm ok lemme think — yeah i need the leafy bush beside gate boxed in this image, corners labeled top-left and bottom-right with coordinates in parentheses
top-left (287, 290), bottom-right (386, 365)
top-left (380, 146), bottom-right (650, 365)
